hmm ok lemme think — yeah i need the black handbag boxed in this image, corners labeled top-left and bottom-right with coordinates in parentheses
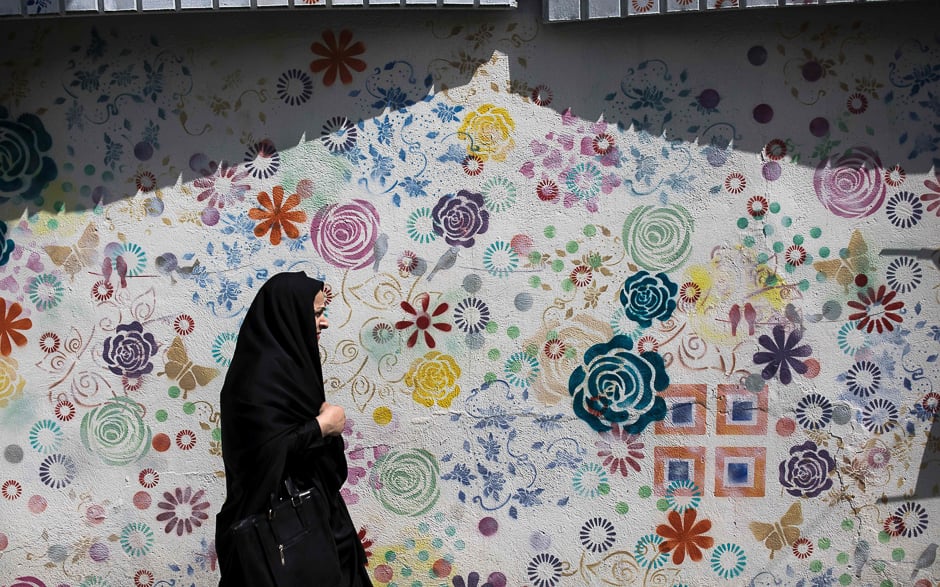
top-left (228, 476), bottom-right (343, 586)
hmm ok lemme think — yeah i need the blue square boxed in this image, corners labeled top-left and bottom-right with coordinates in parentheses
top-left (727, 462), bottom-right (750, 484)
top-left (731, 400), bottom-right (754, 423)
top-left (671, 402), bottom-right (694, 425)
top-left (668, 461), bottom-right (690, 482)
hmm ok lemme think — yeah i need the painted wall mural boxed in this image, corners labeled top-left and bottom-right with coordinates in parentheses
top-left (0, 3), bottom-right (938, 586)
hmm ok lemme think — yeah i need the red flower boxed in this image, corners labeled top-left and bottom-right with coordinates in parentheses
top-left (536, 178), bottom-right (559, 202)
top-left (174, 314), bottom-right (195, 336)
top-left (921, 172), bottom-right (940, 217)
top-left (724, 172), bottom-right (746, 194)
top-left (679, 281), bottom-right (702, 304)
top-left (884, 164), bottom-right (905, 187)
top-left (358, 527), bottom-right (374, 560)
top-left (531, 84), bottom-right (553, 107)
top-left (249, 186), bottom-right (307, 246)
top-left (847, 285), bottom-right (904, 333)
top-left (746, 195), bottom-right (769, 218)
top-left (463, 155), bottom-right (484, 176)
top-left (543, 338), bottom-right (567, 360)
top-left (792, 537), bottom-right (814, 559)
top-left (569, 265), bottom-right (593, 287)
top-left (310, 30), bottom-right (366, 86)
top-left (592, 133), bottom-right (615, 155)
top-left (176, 430), bottom-right (197, 451)
top-left (395, 292), bottom-right (451, 348)
top-left (656, 508), bottom-right (715, 564)
top-left (764, 139), bottom-right (787, 161)
top-left (38, 332), bottom-right (60, 353)
top-left (846, 92), bottom-right (868, 114)
top-left (636, 335), bottom-right (659, 353)
top-left (0, 298), bottom-right (31, 356)
top-left (784, 245), bottom-right (806, 267)
top-left (54, 400), bottom-right (75, 422)
top-left (595, 423), bottom-right (645, 477)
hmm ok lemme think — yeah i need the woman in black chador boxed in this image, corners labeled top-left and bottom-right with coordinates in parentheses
top-left (215, 271), bottom-right (372, 586)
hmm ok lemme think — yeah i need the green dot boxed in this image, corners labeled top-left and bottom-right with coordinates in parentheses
top-left (878, 530), bottom-right (890, 543)
top-left (47, 219), bottom-right (59, 230)
top-left (879, 581), bottom-right (892, 587)
top-left (799, 279), bottom-right (810, 291)
top-left (615, 502), bottom-right (629, 514)
top-left (524, 343), bottom-right (539, 357)
top-left (818, 538), bottom-right (831, 550)
top-left (155, 409), bottom-right (168, 422)
top-left (400, 566), bottom-right (412, 578)
top-left (485, 321), bottom-right (498, 334)
top-left (63, 162), bottom-right (74, 172)
top-left (598, 483), bottom-right (610, 495)
top-left (445, 525), bottom-right (456, 536)
top-left (769, 202), bottom-right (781, 213)
top-left (564, 346), bottom-right (577, 360)
top-left (431, 538), bottom-right (443, 548)
top-left (782, 216), bottom-right (792, 227)
top-left (528, 251), bottom-right (542, 265)
top-left (839, 573), bottom-right (852, 585)
top-left (487, 349), bottom-right (500, 361)
top-left (793, 234), bottom-right (804, 245)
top-left (507, 326), bottom-right (520, 339)
top-left (763, 224), bottom-right (775, 237)
top-left (53, 200), bottom-right (66, 212)
top-left (757, 252), bottom-right (769, 264)
top-left (484, 372), bottom-right (497, 384)
top-left (656, 498), bottom-right (669, 511)
top-left (182, 402), bottom-right (196, 415)
top-left (529, 276), bottom-right (541, 288)
top-left (551, 259), bottom-right (565, 272)
top-left (810, 227), bottom-right (822, 238)
top-left (560, 278), bottom-right (574, 291)
top-left (454, 539), bottom-right (465, 550)
top-left (101, 171), bottom-right (114, 182)
top-left (62, 182), bottom-right (73, 192)
top-left (212, 428), bottom-right (221, 441)
top-left (819, 246), bottom-right (830, 258)
top-left (841, 519), bottom-right (854, 531)
top-left (385, 550), bottom-right (397, 562)
top-left (837, 552), bottom-right (849, 564)
top-left (839, 247), bottom-right (850, 259)
top-left (80, 185), bottom-right (91, 197)
top-left (785, 263), bottom-right (796, 273)
top-left (84, 164), bottom-right (96, 176)
top-left (773, 241), bottom-right (784, 253)
top-left (434, 512), bottom-right (445, 522)
top-left (737, 218), bottom-right (749, 229)
top-left (544, 226), bottom-right (556, 238)
top-left (168, 386), bottom-right (181, 399)
top-left (417, 550), bottom-right (429, 562)
top-left (766, 274), bottom-right (778, 286)
top-left (566, 241), bottom-right (579, 254)
top-left (418, 522), bottom-right (429, 533)
top-left (638, 486), bottom-right (652, 498)
top-left (891, 548), bottom-right (904, 561)
top-left (583, 225), bottom-right (597, 237)
top-left (810, 560), bottom-right (823, 572)
top-left (743, 236), bottom-right (755, 248)
top-left (817, 272), bottom-right (828, 282)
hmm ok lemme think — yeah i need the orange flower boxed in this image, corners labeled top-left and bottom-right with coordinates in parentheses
top-left (248, 186), bottom-right (307, 246)
top-left (656, 508), bottom-right (715, 564)
top-left (310, 30), bottom-right (366, 86)
top-left (0, 298), bottom-right (31, 356)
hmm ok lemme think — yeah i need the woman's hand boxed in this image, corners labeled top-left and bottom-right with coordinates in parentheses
top-left (316, 402), bottom-right (346, 437)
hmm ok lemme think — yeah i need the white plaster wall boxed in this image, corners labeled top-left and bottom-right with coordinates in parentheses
top-left (0, 3), bottom-right (938, 586)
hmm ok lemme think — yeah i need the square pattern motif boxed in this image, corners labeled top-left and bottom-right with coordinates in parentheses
top-left (653, 446), bottom-right (706, 496)
top-left (655, 384), bottom-right (707, 435)
top-left (716, 384), bottom-right (768, 435)
top-left (714, 447), bottom-right (766, 497)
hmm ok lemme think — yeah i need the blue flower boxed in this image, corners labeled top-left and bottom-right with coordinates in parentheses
top-left (433, 102), bottom-right (463, 123)
top-left (568, 334), bottom-right (669, 433)
top-left (512, 487), bottom-right (544, 507)
top-left (442, 463), bottom-right (477, 486)
top-left (401, 176), bottom-right (430, 198)
top-left (368, 148), bottom-right (394, 185)
top-left (753, 325), bottom-right (812, 385)
top-left (478, 463), bottom-right (505, 500)
top-left (619, 271), bottom-right (678, 328)
top-left (374, 116), bottom-right (393, 145)
top-left (216, 277), bottom-right (241, 311)
top-left (477, 432), bottom-right (501, 462)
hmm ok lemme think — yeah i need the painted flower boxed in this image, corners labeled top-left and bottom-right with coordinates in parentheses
top-left (0, 220), bottom-right (14, 267)
top-left (813, 146), bottom-right (886, 218)
top-left (635, 533), bottom-right (667, 569)
top-left (579, 516), bottom-right (616, 553)
top-left (795, 392), bottom-right (832, 430)
top-left (885, 256), bottom-right (922, 294)
top-left (595, 423), bottom-right (645, 477)
top-left (102, 321), bottom-right (158, 378)
top-left (432, 190), bottom-right (490, 248)
top-left (861, 398), bottom-right (898, 434)
top-left (0, 355), bottom-right (25, 407)
top-left (536, 178), bottom-right (560, 202)
top-left (309, 29), bottom-right (366, 86)
top-left (656, 508), bottom-right (715, 564)
top-left (310, 199), bottom-right (380, 269)
top-left (248, 185), bottom-right (307, 246)
top-left (276, 68), bottom-right (313, 106)
top-left (779, 440), bottom-right (835, 498)
top-left (752, 325), bottom-right (811, 385)
top-left (0, 298), bottom-right (31, 356)
top-left (192, 161), bottom-right (251, 225)
top-left (847, 285), bottom-right (904, 333)
top-left (0, 106), bottom-right (58, 202)
top-left (396, 292), bottom-right (451, 349)
top-left (920, 171), bottom-right (940, 217)
top-left (320, 116), bottom-right (358, 153)
top-left (568, 334), bottom-right (669, 433)
top-left (746, 194), bottom-right (769, 218)
top-left (885, 191), bottom-right (923, 229)
top-left (404, 351), bottom-right (461, 408)
top-left (243, 140), bottom-right (280, 180)
top-left (527, 553), bottom-right (562, 587)
top-left (155, 486), bottom-right (211, 536)
top-left (457, 104), bottom-right (515, 162)
top-left (619, 271), bottom-right (678, 329)
top-left (844, 360), bottom-right (881, 397)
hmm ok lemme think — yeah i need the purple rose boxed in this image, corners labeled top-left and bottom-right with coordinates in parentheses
top-left (309, 199), bottom-right (380, 270)
top-left (432, 190), bottom-right (489, 248)
top-left (779, 440), bottom-right (835, 498)
top-left (102, 321), bottom-right (158, 378)
top-left (813, 146), bottom-right (885, 218)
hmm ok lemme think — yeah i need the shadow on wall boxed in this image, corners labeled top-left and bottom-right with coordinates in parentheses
top-left (0, 1), bottom-right (938, 223)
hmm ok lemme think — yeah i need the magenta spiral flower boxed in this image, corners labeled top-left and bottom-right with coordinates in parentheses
top-left (813, 146), bottom-right (886, 218)
top-left (310, 199), bottom-right (380, 269)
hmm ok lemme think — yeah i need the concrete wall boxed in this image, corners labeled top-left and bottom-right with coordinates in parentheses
top-left (0, 2), bottom-right (938, 585)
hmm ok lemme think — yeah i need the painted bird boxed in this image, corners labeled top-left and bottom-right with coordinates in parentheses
top-left (911, 542), bottom-right (938, 580)
top-left (372, 233), bottom-right (388, 272)
top-left (853, 539), bottom-right (870, 578)
top-left (427, 246), bottom-right (460, 281)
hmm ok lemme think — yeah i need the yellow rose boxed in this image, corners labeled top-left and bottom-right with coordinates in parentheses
top-left (0, 356), bottom-right (25, 408)
top-left (404, 351), bottom-right (461, 408)
top-left (458, 104), bottom-right (515, 162)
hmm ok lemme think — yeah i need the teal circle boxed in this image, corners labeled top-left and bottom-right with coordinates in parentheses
top-left (385, 550), bottom-right (397, 562)
top-left (155, 409), bottom-right (168, 422)
top-left (785, 263), bottom-right (796, 274)
top-left (773, 241), bottom-right (784, 253)
top-left (743, 236), bottom-right (755, 248)
top-left (551, 259), bottom-right (565, 272)
top-left (544, 226), bottom-right (556, 238)
top-left (737, 218), bottom-right (749, 229)
top-left (763, 224), bottom-right (774, 237)
top-left (84, 164), bottom-right (96, 176)
top-left (101, 171), bottom-right (114, 182)
top-left (810, 227), bottom-right (822, 238)
top-left (418, 522), bottom-right (429, 533)
top-left (782, 216), bottom-right (792, 227)
top-left (839, 247), bottom-right (850, 259)
top-left (769, 202), bottom-right (781, 213)
top-left (47, 219), bottom-right (59, 230)
top-left (819, 246), bottom-right (830, 258)
top-left (817, 272), bottom-right (827, 282)
top-left (583, 225), bottom-right (597, 237)
top-left (793, 234), bottom-right (804, 245)
top-left (765, 274), bottom-right (778, 286)
top-left (417, 550), bottom-right (429, 562)
top-left (566, 241), bottom-right (579, 254)
top-left (454, 539), bottom-right (464, 550)
top-left (445, 526), bottom-right (456, 537)
top-left (62, 182), bottom-right (73, 192)
top-left (431, 538), bottom-right (443, 548)
top-left (757, 253), bottom-right (769, 264)
top-left (799, 279), bottom-right (810, 291)
top-left (400, 566), bottom-right (412, 578)
top-left (80, 185), bottom-right (91, 197)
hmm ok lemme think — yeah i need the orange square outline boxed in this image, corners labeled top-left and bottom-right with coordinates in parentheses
top-left (653, 446), bottom-right (706, 496)
top-left (714, 446), bottom-right (766, 497)
top-left (655, 384), bottom-right (707, 435)
top-left (716, 383), bottom-right (768, 435)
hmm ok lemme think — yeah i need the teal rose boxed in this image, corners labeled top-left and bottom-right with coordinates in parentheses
top-left (619, 271), bottom-right (678, 328)
top-left (568, 334), bottom-right (668, 433)
top-left (0, 106), bottom-right (57, 203)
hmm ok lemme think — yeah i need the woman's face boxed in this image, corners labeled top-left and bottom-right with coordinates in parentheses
top-left (313, 291), bottom-right (329, 338)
